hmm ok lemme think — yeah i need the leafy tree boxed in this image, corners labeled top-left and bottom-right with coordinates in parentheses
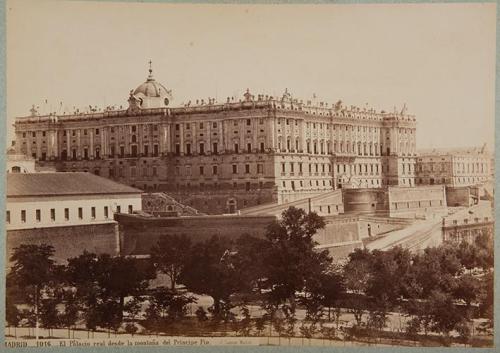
top-left (454, 273), bottom-right (481, 307)
top-left (232, 235), bottom-right (268, 295)
top-left (367, 247), bottom-right (413, 305)
top-left (236, 306), bottom-right (253, 336)
top-left (8, 244), bottom-right (58, 338)
top-left (316, 271), bottom-right (344, 322)
top-left (427, 289), bottom-right (463, 337)
top-left (66, 252), bottom-right (151, 331)
top-left (151, 234), bottom-right (192, 290)
top-left (146, 288), bottom-right (196, 322)
top-left (180, 235), bottom-right (242, 318)
top-left (39, 298), bottom-right (60, 337)
top-left (261, 207), bottom-right (330, 306)
top-left (411, 245), bottom-right (462, 298)
top-left (5, 300), bottom-right (21, 335)
top-left (343, 248), bottom-right (372, 295)
top-left (59, 289), bottom-right (80, 338)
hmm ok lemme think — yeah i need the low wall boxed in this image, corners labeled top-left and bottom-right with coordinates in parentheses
top-left (6, 222), bottom-right (118, 265)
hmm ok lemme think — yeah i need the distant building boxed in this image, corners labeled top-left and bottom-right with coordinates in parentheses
top-left (6, 146), bottom-right (37, 174)
top-left (13, 65), bottom-right (417, 214)
top-left (6, 172), bottom-right (142, 262)
top-left (415, 145), bottom-right (492, 187)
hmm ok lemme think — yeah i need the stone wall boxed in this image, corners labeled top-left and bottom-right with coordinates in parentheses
top-left (342, 188), bottom-right (389, 215)
top-left (240, 190), bottom-right (343, 217)
top-left (116, 213), bottom-right (275, 256)
top-left (6, 223), bottom-right (118, 265)
top-left (357, 216), bottom-right (414, 239)
top-left (388, 185), bottom-right (447, 218)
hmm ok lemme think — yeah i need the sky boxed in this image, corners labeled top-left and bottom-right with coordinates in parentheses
top-left (5, 0), bottom-right (496, 150)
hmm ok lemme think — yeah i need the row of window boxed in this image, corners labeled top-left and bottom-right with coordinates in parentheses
top-left (282, 179), bottom-right (333, 190)
top-left (6, 205), bottom-right (133, 224)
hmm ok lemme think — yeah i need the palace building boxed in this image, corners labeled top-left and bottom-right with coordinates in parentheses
top-left (13, 65), bottom-right (417, 214)
top-left (415, 145), bottom-right (492, 187)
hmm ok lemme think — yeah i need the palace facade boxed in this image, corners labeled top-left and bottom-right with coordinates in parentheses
top-left (13, 67), bottom-right (417, 214)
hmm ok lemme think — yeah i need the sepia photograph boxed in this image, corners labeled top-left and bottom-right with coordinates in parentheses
top-left (3, 0), bottom-right (496, 349)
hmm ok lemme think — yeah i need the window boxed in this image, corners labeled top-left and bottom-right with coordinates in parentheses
top-left (234, 144), bottom-right (239, 153)
top-left (91, 207), bottom-right (96, 219)
top-left (199, 143), bottom-right (204, 155)
top-left (128, 205), bottom-right (133, 214)
top-left (175, 144), bottom-right (180, 155)
top-left (246, 119), bottom-right (251, 126)
top-left (116, 205), bottom-right (121, 213)
top-left (36, 209), bottom-right (41, 222)
top-left (232, 164), bottom-right (238, 174)
top-left (83, 148), bottom-right (89, 160)
top-left (78, 207), bottom-right (83, 219)
top-left (245, 164), bottom-right (250, 173)
top-left (246, 182), bottom-right (251, 191)
top-left (64, 208), bottom-right (69, 221)
top-left (257, 164), bottom-right (264, 174)
top-left (175, 124), bottom-right (180, 131)
top-left (153, 144), bottom-right (159, 156)
top-left (95, 128), bottom-right (100, 135)
top-left (120, 146), bottom-right (125, 157)
top-left (104, 206), bottom-right (109, 218)
top-left (199, 122), bottom-right (204, 129)
top-left (50, 208), bottom-right (56, 221)
top-left (21, 210), bottom-right (26, 223)
top-left (247, 143), bottom-right (252, 153)
top-left (213, 165), bottom-right (218, 175)
top-left (212, 143), bottom-right (218, 154)
top-left (212, 122), bottom-right (217, 128)
top-left (144, 145), bottom-right (149, 156)
top-left (6, 210), bottom-right (10, 224)
top-left (260, 142), bottom-right (265, 153)
top-left (199, 166), bottom-right (204, 175)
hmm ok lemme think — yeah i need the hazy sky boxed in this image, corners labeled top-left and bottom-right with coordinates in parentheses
top-left (6, 0), bottom-right (496, 149)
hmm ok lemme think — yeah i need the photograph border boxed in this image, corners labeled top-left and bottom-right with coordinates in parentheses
top-left (0, 0), bottom-right (498, 352)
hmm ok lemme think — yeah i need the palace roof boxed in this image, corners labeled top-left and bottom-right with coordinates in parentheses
top-left (7, 172), bottom-right (142, 198)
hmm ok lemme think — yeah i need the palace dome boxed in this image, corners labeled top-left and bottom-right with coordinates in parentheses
top-left (133, 75), bottom-right (170, 98)
top-left (129, 63), bottom-right (173, 109)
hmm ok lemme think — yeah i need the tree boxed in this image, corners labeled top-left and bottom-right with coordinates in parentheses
top-left (232, 235), bottom-right (268, 295)
top-left (367, 247), bottom-right (413, 306)
top-left (261, 207), bottom-right (330, 306)
top-left (180, 236), bottom-right (242, 319)
top-left (39, 298), bottom-right (60, 337)
top-left (427, 289), bottom-right (463, 338)
top-left (8, 244), bottom-right (58, 339)
top-left (316, 271), bottom-right (344, 322)
top-left (343, 248), bottom-right (372, 295)
top-left (454, 273), bottom-right (481, 307)
top-left (66, 252), bottom-right (151, 331)
top-left (151, 234), bottom-right (192, 290)
top-left (59, 289), bottom-right (80, 339)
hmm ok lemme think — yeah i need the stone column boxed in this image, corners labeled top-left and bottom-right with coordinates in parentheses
top-left (77, 130), bottom-right (81, 158)
top-left (67, 129), bottom-right (71, 157)
top-left (89, 130), bottom-right (94, 158)
top-left (179, 123), bottom-right (184, 154)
